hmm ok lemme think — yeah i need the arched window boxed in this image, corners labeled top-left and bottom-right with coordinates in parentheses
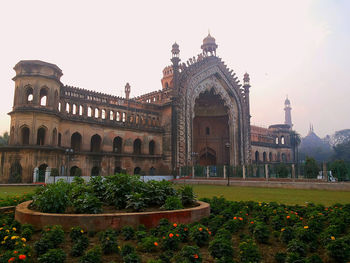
top-left (134, 167), bottom-right (141, 175)
top-left (255, 151), bottom-right (259, 163)
top-left (58, 133), bottom-right (62, 146)
top-left (66, 103), bottom-right (70, 113)
top-left (54, 90), bottom-right (58, 108)
top-left (88, 107), bottom-right (92, 117)
top-left (26, 87), bottom-right (33, 103)
top-left (149, 167), bottom-right (156, 175)
top-left (165, 82), bottom-right (169, 89)
top-left (90, 134), bottom-right (101, 152)
top-left (275, 137), bottom-right (279, 144)
top-left (282, 153), bottom-right (287, 162)
top-left (269, 152), bottom-right (273, 162)
top-left (122, 112), bottom-right (126, 122)
top-left (58, 102), bottom-right (61, 112)
top-left (135, 115), bottom-right (139, 124)
top-left (94, 108), bottom-right (99, 118)
top-left (102, 109), bottom-right (106, 119)
top-left (281, 136), bottom-right (285, 145)
top-left (37, 127), bottom-right (46, 145)
top-left (114, 166), bottom-right (121, 174)
top-left (52, 128), bottom-right (57, 146)
top-left (263, 152), bottom-right (267, 163)
top-left (91, 166), bottom-right (100, 176)
top-left (71, 132), bottom-right (82, 151)
top-left (21, 127), bottom-right (30, 145)
top-left (70, 166), bottom-right (80, 177)
top-left (116, 112), bottom-right (120, 121)
top-left (79, 105), bottom-right (83, 115)
top-left (10, 126), bottom-right (14, 144)
top-left (113, 137), bottom-right (122, 153)
top-left (72, 104), bottom-right (77, 114)
top-left (149, 140), bottom-right (155, 155)
top-left (109, 111), bottom-right (114, 120)
top-left (206, 127), bottom-right (210, 135)
top-left (133, 139), bottom-right (141, 155)
top-left (40, 88), bottom-right (48, 106)
top-left (9, 162), bottom-right (22, 183)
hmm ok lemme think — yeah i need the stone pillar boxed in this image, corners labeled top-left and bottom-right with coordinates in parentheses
top-left (192, 166), bottom-right (195, 179)
top-left (243, 165), bottom-right (246, 180)
top-left (179, 167), bottom-right (181, 179)
top-left (224, 165), bottom-right (227, 179)
top-left (323, 162), bottom-right (327, 181)
top-left (33, 167), bottom-right (38, 183)
top-left (292, 164), bottom-right (296, 181)
top-left (206, 166), bottom-right (209, 179)
top-left (45, 167), bottom-right (51, 184)
top-left (265, 164), bottom-right (269, 181)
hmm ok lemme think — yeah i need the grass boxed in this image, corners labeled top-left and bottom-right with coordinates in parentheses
top-left (190, 184), bottom-right (350, 206)
top-left (0, 186), bottom-right (37, 198)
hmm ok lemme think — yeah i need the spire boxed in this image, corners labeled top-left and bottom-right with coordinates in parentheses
top-left (125, 83), bottom-right (130, 100)
top-left (284, 96), bottom-right (292, 128)
top-left (201, 33), bottom-right (218, 56)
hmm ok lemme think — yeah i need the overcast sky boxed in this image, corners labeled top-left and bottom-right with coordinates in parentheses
top-left (0, 0), bottom-right (349, 137)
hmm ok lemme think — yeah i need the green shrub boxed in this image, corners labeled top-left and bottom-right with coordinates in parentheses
top-left (285, 252), bottom-right (305, 263)
top-left (99, 229), bottom-right (119, 254)
top-left (31, 180), bottom-right (71, 213)
top-left (161, 231), bottom-right (181, 251)
top-left (305, 254), bottom-right (323, 263)
top-left (239, 239), bottom-right (261, 263)
top-left (70, 226), bottom-right (85, 241)
top-left (139, 236), bottom-right (159, 252)
top-left (80, 245), bottom-right (102, 263)
top-left (178, 245), bottom-right (202, 263)
top-left (174, 224), bottom-right (190, 242)
top-left (21, 224), bottom-right (34, 241)
top-left (215, 229), bottom-right (232, 240)
top-left (70, 235), bottom-right (89, 257)
top-left (159, 251), bottom-right (174, 263)
top-left (38, 248), bottom-right (66, 263)
top-left (253, 221), bottom-right (270, 244)
top-left (72, 192), bottom-right (102, 214)
top-left (34, 237), bottom-right (54, 256)
top-left (209, 237), bottom-right (234, 260)
top-left (280, 227), bottom-right (295, 244)
top-left (143, 180), bottom-right (177, 206)
top-left (162, 196), bottom-right (183, 210)
top-left (123, 252), bottom-right (141, 263)
top-left (135, 230), bottom-right (147, 242)
top-left (42, 225), bottom-right (65, 247)
top-left (126, 193), bottom-right (147, 212)
top-left (189, 224), bottom-right (210, 247)
top-left (121, 244), bottom-right (136, 257)
top-left (178, 186), bottom-right (196, 206)
top-left (121, 225), bottom-right (135, 240)
top-left (326, 238), bottom-right (350, 263)
top-left (275, 252), bottom-right (287, 263)
top-left (208, 215), bottom-right (225, 235)
top-left (223, 219), bottom-right (241, 233)
top-left (287, 239), bottom-right (307, 257)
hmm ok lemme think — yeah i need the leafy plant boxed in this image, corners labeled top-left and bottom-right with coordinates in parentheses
top-left (38, 248), bottom-right (66, 263)
top-left (70, 226), bottom-right (85, 241)
top-left (178, 245), bottom-right (202, 263)
top-left (72, 192), bottom-right (102, 214)
top-left (139, 236), bottom-right (159, 252)
top-left (121, 225), bottom-right (135, 240)
top-left (126, 193), bottom-right (147, 212)
top-left (123, 252), bottom-right (141, 263)
top-left (189, 224), bottom-right (210, 247)
top-left (80, 245), bottom-right (102, 263)
top-left (253, 221), bottom-right (270, 244)
top-left (121, 244), bottom-right (136, 257)
top-left (208, 237), bottom-right (234, 260)
top-left (99, 229), bottom-right (118, 254)
top-left (178, 186), bottom-right (196, 206)
top-left (239, 239), bottom-right (261, 263)
top-left (70, 235), bottom-right (89, 257)
top-left (162, 196), bottom-right (183, 210)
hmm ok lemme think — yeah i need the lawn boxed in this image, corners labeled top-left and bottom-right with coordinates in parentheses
top-left (0, 186), bottom-right (37, 198)
top-left (190, 184), bottom-right (350, 206)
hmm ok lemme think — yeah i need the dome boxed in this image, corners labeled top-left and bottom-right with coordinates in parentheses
top-left (203, 33), bottom-right (216, 45)
top-left (201, 33), bottom-right (218, 55)
top-left (171, 42), bottom-right (180, 57)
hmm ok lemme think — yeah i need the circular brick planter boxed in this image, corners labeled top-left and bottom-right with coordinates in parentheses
top-left (15, 201), bottom-right (210, 232)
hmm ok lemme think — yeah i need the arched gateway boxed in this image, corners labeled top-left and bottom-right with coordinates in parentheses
top-left (171, 34), bottom-right (252, 171)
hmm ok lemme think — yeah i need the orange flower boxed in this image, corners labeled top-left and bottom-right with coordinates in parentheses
top-left (233, 217), bottom-right (237, 220)
top-left (208, 231), bottom-right (211, 235)
top-left (239, 217), bottom-right (243, 221)
top-left (184, 228), bottom-right (188, 231)
top-left (331, 236), bottom-right (335, 240)
top-left (250, 221), bottom-right (254, 224)
top-left (286, 216), bottom-right (290, 219)
top-left (176, 233), bottom-right (179, 237)
top-left (154, 242), bottom-right (159, 246)
top-left (13, 251), bottom-right (18, 254)
top-left (173, 223), bottom-right (177, 227)
top-left (194, 254), bottom-right (199, 259)
top-left (8, 257), bottom-right (15, 262)
top-left (163, 236), bottom-right (165, 239)
top-left (304, 226), bottom-right (309, 229)
top-left (169, 233), bottom-right (174, 238)
top-left (198, 227), bottom-right (203, 231)
top-left (19, 255), bottom-right (26, 260)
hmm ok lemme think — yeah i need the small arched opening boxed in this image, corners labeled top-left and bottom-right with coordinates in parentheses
top-left (70, 166), bottom-right (80, 177)
top-left (39, 88), bottom-right (48, 106)
top-left (149, 167), bottom-right (156, 175)
top-left (282, 153), bottom-right (287, 163)
top-left (38, 163), bottom-right (48, 182)
top-left (90, 134), bottom-right (102, 152)
top-left (281, 136), bottom-right (285, 145)
top-left (25, 86), bottom-right (33, 103)
top-left (21, 126), bottom-right (30, 145)
top-left (91, 166), bottom-right (100, 176)
top-left (133, 139), bottom-right (142, 155)
top-left (114, 166), bottom-right (121, 174)
top-left (52, 128), bottom-right (57, 146)
top-left (9, 162), bottom-right (22, 183)
top-left (71, 132), bottom-right (82, 151)
top-left (263, 152), bottom-right (267, 163)
top-left (149, 140), bottom-right (155, 155)
top-left (37, 127), bottom-right (46, 145)
top-left (269, 152), bottom-right (273, 162)
top-left (58, 133), bottom-right (62, 147)
top-left (255, 151), bottom-right (259, 163)
top-left (134, 167), bottom-right (141, 175)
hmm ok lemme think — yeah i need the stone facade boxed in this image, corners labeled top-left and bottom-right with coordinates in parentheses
top-left (0, 34), bottom-right (293, 183)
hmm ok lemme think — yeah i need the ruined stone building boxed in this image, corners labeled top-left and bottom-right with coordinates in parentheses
top-left (0, 34), bottom-right (293, 183)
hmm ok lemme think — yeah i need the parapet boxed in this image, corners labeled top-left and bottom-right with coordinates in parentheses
top-left (13, 60), bottom-right (63, 82)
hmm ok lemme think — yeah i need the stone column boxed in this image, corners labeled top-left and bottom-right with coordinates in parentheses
top-left (45, 167), bottom-right (51, 184)
top-left (265, 164), bottom-right (269, 181)
top-left (224, 165), bottom-right (227, 179)
top-left (292, 164), bottom-right (296, 181)
top-left (323, 162), bottom-right (327, 181)
top-left (206, 166), bottom-right (209, 179)
top-left (243, 165), bottom-right (246, 180)
top-left (33, 167), bottom-right (38, 183)
top-left (192, 166), bottom-right (195, 179)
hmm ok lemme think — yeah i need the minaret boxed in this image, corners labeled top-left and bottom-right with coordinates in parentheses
top-left (201, 33), bottom-right (218, 56)
top-left (125, 83), bottom-right (130, 100)
top-left (284, 96), bottom-right (292, 128)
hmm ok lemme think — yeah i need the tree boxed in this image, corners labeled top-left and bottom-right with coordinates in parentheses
top-left (333, 141), bottom-right (350, 162)
top-left (330, 160), bottom-right (348, 181)
top-left (0, 131), bottom-right (9, 146)
top-left (290, 130), bottom-right (301, 163)
top-left (304, 156), bottom-right (320, 178)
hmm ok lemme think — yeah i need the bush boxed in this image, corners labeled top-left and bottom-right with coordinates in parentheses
top-left (139, 236), bottom-right (159, 252)
top-left (162, 196), bottom-right (183, 210)
top-left (161, 231), bottom-right (181, 251)
top-left (253, 221), bottom-right (270, 244)
top-left (72, 192), bottom-right (102, 214)
top-left (31, 180), bottom-right (71, 213)
top-left (275, 252), bottom-right (287, 263)
top-left (34, 237), bottom-right (54, 256)
top-left (178, 245), bottom-right (202, 263)
top-left (178, 186), bottom-right (196, 206)
top-left (21, 224), bottom-right (34, 241)
top-left (42, 225), bottom-right (65, 247)
top-left (135, 230), bottom-right (147, 242)
top-left (121, 244), bottom-right (136, 257)
top-left (70, 226), bottom-right (85, 241)
top-left (38, 248), bottom-right (66, 263)
top-left (123, 252), bottom-right (141, 263)
top-left (280, 227), bottom-right (295, 244)
top-left (143, 180), bottom-right (177, 206)
top-left (121, 226), bottom-right (135, 240)
top-left (287, 239), bottom-right (307, 257)
top-left (126, 193), bottom-right (147, 212)
top-left (208, 238), bottom-right (234, 260)
top-left (239, 239), bottom-right (261, 263)
top-left (99, 229), bottom-right (119, 254)
top-left (305, 254), bottom-right (323, 263)
top-left (189, 224), bottom-right (210, 247)
top-left (326, 238), bottom-right (350, 263)
top-left (70, 235), bottom-right (89, 257)
top-left (80, 245), bottom-right (102, 263)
